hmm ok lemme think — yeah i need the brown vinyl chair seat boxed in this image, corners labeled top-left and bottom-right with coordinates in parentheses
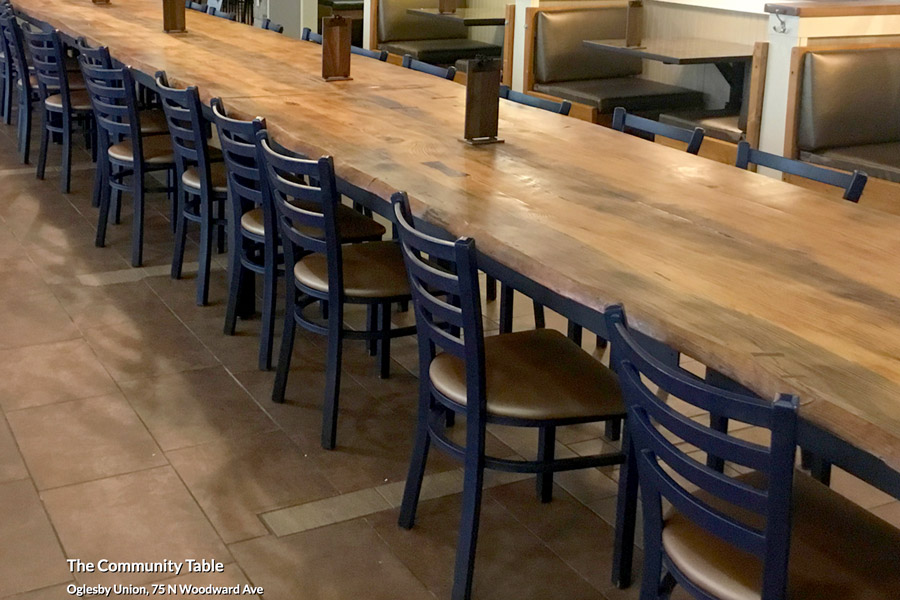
top-left (379, 38), bottom-right (501, 65)
top-left (139, 109), bottom-right (170, 135)
top-left (182, 161), bottom-right (228, 193)
top-left (242, 203), bottom-right (386, 240)
top-left (44, 89), bottom-right (92, 111)
top-left (659, 109), bottom-right (744, 144)
top-left (533, 78), bottom-right (703, 115)
top-left (429, 328), bottom-right (624, 422)
top-left (107, 134), bottom-right (175, 165)
top-left (801, 143), bottom-right (900, 184)
top-left (662, 470), bottom-right (900, 600)
top-left (293, 240), bottom-right (409, 298)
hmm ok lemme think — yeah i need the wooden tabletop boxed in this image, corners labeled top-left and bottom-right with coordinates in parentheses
top-left (407, 8), bottom-right (506, 26)
top-left (584, 38), bottom-right (754, 65)
top-left (16, 0), bottom-right (900, 476)
top-left (765, 0), bottom-right (900, 17)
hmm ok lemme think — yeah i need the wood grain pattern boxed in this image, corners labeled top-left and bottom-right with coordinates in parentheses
top-left (17, 0), bottom-right (900, 474)
top-left (766, 0), bottom-right (900, 17)
top-left (745, 41), bottom-right (768, 150)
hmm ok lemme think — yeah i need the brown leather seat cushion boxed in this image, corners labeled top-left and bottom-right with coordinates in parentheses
top-left (662, 471), bottom-right (900, 600)
top-left (533, 78), bottom-right (703, 114)
top-left (182, 161), bottom-right (228, 193)
top-left (801, 143), bottom-right (900, 184)
top-left (377, 0), bottom-right (467, 44)
top-left (379, 38), bottom-right (501, 65)
top-left (44, 89), bottom-right (92, 111)
top-left (429, 328), bottom-right (624, 422)
top-left (293, 240), bottom-right (409, 298)
top-left (659, 109), bottom-right (744, 144)
top-left (108, 135), bottom-right (175, 165)
top-left (139, 109), bottom-right (169, 135)
top-left (241, 203), bottom-right (385, 242)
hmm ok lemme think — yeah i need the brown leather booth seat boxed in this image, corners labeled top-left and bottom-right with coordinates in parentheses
top-left (659, 109), bottom-right (744, 143)
top-left (377, 0), bottom-right (501, 65)
top-left (531, 9), bottom-right (702, 114)
top-left (797, 47), bottom-right (900, 183)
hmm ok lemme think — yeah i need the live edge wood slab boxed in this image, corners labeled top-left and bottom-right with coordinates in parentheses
top-left (16, 0), bottom-right (900, 482)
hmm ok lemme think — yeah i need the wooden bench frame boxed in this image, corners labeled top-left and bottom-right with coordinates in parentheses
top-left (783, 41), bottom-right (900, 214)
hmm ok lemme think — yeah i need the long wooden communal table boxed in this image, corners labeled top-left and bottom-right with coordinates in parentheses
top-left (15, 0), bottom-right (900, 571)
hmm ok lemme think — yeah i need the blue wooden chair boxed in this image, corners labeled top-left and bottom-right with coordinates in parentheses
top-left (23, 25), bottom-right (92, 193)
top-left (612, 107), bottom-right (705, 155)
top-left (401, 55), bottom-right (456, 80)
top-left (605, 304), bottom-right (900, 600)
top-left (188, 1), bottom-right (208, 11)
top-left (300, 27), bottom-right (322, 43)
top-left (735, 141), bottom-right (867, 202)
top-left (81, 61), bottom-right (175, 267)
top-left (155, 71), bottom-right (226, 306)
top-left (351, 45), bottom-right (388, 61)
top-left (259, 18), bottom-right (283, 33)
top-left (0, 8), bottom-right (11, 126)
top-left (0, 13), bottom-right (37, 163)
top-left (257, 130), bottom-right (410, 447)
top-left (499, 85), bottom-right (570, 115)
top-left (393, 191), bottom-right (626, 600)
top-left (208, 7), bottom-right (236, 20)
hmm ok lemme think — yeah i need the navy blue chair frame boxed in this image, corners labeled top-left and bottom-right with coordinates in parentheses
top-left (499, 84), bottom-right (570, 116)
top-left (612, 107), bottom-right (705, 155)
top-left (75, 37), bottom-right (114, 209)
top-left (300, 27), bottom-right (322, 43)
top-left (401, 54), bottom-right (456, 80)
top-left (257, 131), bottom-right (415, 449)
top-left (351, 45), bottom-right (388, 61)
top-left (155, 71), bottom-right (226, 306)
top-left (1, 13), bottom-right (36, 163)
top-left (81, 60), bottom-right (174, 267)
top-left (393, 191), bottom-right (626, 600)
top-left (605, 305), bottom-right (799, 600)
top-left (188, 1), bottom-right (208, 11)
top-left (0, 7), bottom-right (12, 126)
top-left (210, 97), bottom-right (282, 370)
top-left (208, 7), bottom-right (236, 20)
top-left (24, 24), bottom-right (93, 193)
top-left (259, 17), bottom-right (283, 33)
top-left (735, 141), bottom-right (867, 202)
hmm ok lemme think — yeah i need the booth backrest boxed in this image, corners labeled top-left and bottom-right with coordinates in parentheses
top-left (534, 7), bottom-right (640, 84)
top-left (378, 0), bottom-right (467, 43)
top-left (798, 47), bottom-right (900, 152)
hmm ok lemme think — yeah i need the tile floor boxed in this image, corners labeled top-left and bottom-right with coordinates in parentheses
top-left (1, 115), bottom-right (898, 600)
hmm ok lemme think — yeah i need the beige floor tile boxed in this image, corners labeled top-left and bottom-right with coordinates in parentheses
top-left (82, 313), bottom-right (219, 382)
top-left (0, 339), bottom-right (119, 412)
top-left (3, 584), bottom-right (75, 600)
top-left (229, 521), bottom-right (434, 600)
top-left (0, 255), bottom-right (52, 302)
top-left (0, 414), bottom-right (28, 484)
top-left (0, 292), bottom-right (79, 350)
top-left (167, 430), bottom-right (336, 543)
top-left (119, 366), bottom-right (277, 451)
top-left (50, 280), bottom-right (175, 330)
top-left (0, 479), bottom-right (71, 597)
top-left (151, 563), bottom-right (258, 599)
top-left (261, 487), bottom-right (391, 536)
top-left (829, 466), bottom-right (896, 509)
top-left (41, 466), bottom-right (231, 586)
top-left (8, 392), bottom-right (167, 490)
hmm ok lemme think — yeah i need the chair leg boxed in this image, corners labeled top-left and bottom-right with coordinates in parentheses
top-left (258, 250), bottom-right (277, 371)
top-left (91, 145), bottom-right (105, 208)
top-left (216, 196), bottom-right (226, 254)
top-left (112, 167), bottom-right (122, 224)
top-left (171, 190), bottom-right (187, 279)
top-left (321, 300), bottom-right (344, 450)
top-left (35, 109), bottom-right (48, 180)
top-left (536, 425), bottom-right (555, 503)
top-left (377, 301), bottom-right (391, 379)
top-left (533, 302), bottom-right (545, 329)
top-left (196, 190), bottom-right (213, 305)
top-left (398, 384), bottom-right (433, 529)
top-left (130, 168), bottom-right (145, 267)
top-left (605, 419), bottom-right (622, 442)
top-left (612, 428), bottom-right (638, 589)
top-left (1, 75), bottom-right (10, 126)
top-left (271, 289), bottom-right (297, 405)
top-left (366, 304), bottom-right (377, 356)
top-left (567, 321), bottom-right (583, 345)
top-left (451, 423), bottom-right (486, 600)
top-left (60, 113), bottom-right (72, 193)
top-left (809, 455), bottom-right (833, 486)
top-left (485, 274), bottom-right (497, 301)
top-left (18, 98), bottom-right (31, 164)
top-left (95, 163), bottom-right (112, 248)
top-left (499, 283), bottom-right (514, 334)
top-left (223, 237), bottom-right (244, 336)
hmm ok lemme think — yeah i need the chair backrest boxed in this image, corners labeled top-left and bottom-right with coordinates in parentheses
top-left (392, 191), bottom-right (486, 408)
top-left (797, 47), bottom-right (900, 153)
top-left (0, 10), bottom-right (10, 82)
top-left (189, 1), bottom-right (209, 11)
top-left (735, 141), bottom-right (867, 202)
top-left (352, 45), bottom-right (388, 61)
top-left (0, 13), bottom-right (32, 99)
top-left (612, 107), bottom-right (705, 155)
top-left (22, 24), bottom-right (71, 106)
top-left (533, 8), bottom-right (640, 84)
top-left (79, 60), bottom-right (143, 153)
top-left (76, 37), bottom-right (113, 68)
top-left (261, 18), bottom-right (283, 33)
top-left (401, 55), bottom-right (455, 80)
top-left (256, 129), bottom-right (345, 298)
top-left (300, 27), bottom-right (322, 44)
top-left (605, 304), bottom-right (799, 600)
top-left (499, 84), bottom-right (570, 115)
top-left (208, 7), bottom-right (236, 20)
top-left (378, 0), bottom-right (466, 44)
top-left (155, 71), bottom-right (213, 192)
top-left (210, 97), bottom-right (275, 246)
